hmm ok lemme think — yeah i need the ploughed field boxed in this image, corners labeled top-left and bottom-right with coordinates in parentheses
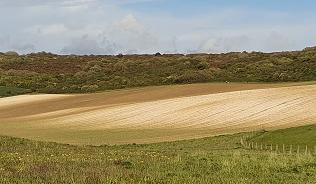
top-left (0, 82), bottom-right (315, 145)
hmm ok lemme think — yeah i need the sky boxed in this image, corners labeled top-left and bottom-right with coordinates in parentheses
top-left (1, 0), bottom-right (316, 55)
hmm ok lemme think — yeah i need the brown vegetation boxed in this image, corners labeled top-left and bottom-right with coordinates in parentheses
top-left (0, 47), bottom-right (315, 94)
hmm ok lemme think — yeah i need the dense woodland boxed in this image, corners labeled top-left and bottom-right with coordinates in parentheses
top-left (0, 47), bottom-right (315, 94)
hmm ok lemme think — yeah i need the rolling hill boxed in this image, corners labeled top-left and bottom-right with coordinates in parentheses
top-left (0, 82), bottom-right (315, 145)
top-left (1, 47), bottom-right (315, 94)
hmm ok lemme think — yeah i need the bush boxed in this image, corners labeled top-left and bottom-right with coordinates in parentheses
top-left (0, 47), bottom-right (315, 94)
top-left (81, 84), bottom-right (99, 92)
top-left (4, 51), bottom-right (19, 56)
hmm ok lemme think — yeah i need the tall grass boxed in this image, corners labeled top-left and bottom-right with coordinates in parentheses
top-left (0, 129), bottom-right (316, 183)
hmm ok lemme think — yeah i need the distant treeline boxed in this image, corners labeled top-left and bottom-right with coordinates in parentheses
top-left (0, 47), bottom-right (315, 94)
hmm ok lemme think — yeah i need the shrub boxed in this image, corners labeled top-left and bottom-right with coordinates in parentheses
top-left (81, 84), bottom-right (99, 92)
top-left (4, 51), bottom-right (19, 56)
top-left (0, 47), bottom-right (314, 94)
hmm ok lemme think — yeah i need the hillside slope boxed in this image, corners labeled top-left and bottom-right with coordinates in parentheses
top-left (0, 83), bottom-right (315, 145)
top-left (0, 47), bottom-right (316, 94)
top-left (1, 126), bottom-right (316, 183)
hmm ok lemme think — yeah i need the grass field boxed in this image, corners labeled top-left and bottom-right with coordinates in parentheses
top-left (250, 124), bottom-right (316, 150)
top-left (0, 82), bottom-right (315, 183)
top-left (0, 82), bottom-right (315, 145)
top-left (0, 125), bottom-right (316, 184)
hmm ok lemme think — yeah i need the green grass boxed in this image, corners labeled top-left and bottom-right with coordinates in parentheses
top-left (249, 124), bottom-right (316, 153)
top-left (247, 125), bottom-right (316, 154)
top-left (1, 125), bottom-right (316, 183)
top-left (0, 86), bottom-right (31, 97)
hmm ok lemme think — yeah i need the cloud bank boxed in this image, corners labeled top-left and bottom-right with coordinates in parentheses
top-left (0, 0), bottom-right (316, 54)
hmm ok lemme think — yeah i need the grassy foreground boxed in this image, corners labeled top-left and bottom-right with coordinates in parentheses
top-left (0, 125), bottom-right (316, 183)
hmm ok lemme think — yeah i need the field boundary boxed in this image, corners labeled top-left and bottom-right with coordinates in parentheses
top-left (241, 138), bottom-right (316, 155)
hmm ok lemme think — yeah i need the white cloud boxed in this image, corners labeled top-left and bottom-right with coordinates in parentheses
top-left (61, 34), bottom-right (115, 55)
top-left (0, 0), bottom-right (315, 54)
top-left (12, 43), bottom-right (35, 53)
top-left (25, 24), bottom-right (69, 35)
top-left (0, 35), bottom-right (35, 53)
top-left (198, 36), bottom-right (250, 53)
top-left (116, 14), bottom-right (144, 32)
top-left (107, 0), bottom-right (164, 5)
top-left (60, 14), bottom-right (158, 55)
top-left (263, 32), bottom-right (295, 52)
top-left (0, 0), bottom-right (97, 7)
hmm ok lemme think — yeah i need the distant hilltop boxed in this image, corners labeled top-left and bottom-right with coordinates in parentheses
top-left (0, 47), bottom-right (315, 94)
top-left (2, 46), bottom-right (316, 56)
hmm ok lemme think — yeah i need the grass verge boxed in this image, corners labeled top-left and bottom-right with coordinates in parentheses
top-left (0, 124), bottom-right (316, 183)
top-left (251, 124), bottom-right (316, 146)
top-left (248, 124), bottom-right (316, 153)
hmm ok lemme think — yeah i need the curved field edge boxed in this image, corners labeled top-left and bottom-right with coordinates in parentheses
top-left (0, 125), bottom-right (315, 183)
top-left (0, 83), bottom-right (315, 145)
top-left (1, 81), bottom-right (315, 98)
top-left (2, 82), bottom-right (303, 119)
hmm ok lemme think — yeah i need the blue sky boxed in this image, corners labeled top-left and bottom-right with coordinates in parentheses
top-left (0, 0), bottom-right (316, 54)
top-left (124, 0), bottom-right (315, 15)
